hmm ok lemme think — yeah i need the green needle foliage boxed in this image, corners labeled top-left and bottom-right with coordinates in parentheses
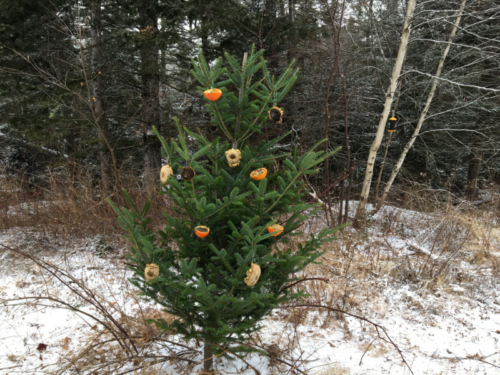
top-left (108, 46), bottom-right (343, 361)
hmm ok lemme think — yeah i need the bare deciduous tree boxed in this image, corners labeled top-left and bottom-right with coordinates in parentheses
top-left (354, 0), bottom-right (417, 226)
top-left (373, 0), bottom-right (467, 214)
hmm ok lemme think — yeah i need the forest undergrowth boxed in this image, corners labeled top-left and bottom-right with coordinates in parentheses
top-left (1, 170), bottom-right (499, 374)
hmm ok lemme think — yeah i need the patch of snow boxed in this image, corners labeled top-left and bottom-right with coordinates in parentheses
top-left (1, 201), bottom-right (499, 374)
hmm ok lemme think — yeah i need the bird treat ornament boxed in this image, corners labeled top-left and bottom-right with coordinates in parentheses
top-left (204, 88), bottom-right (222, 101)
top-left (145, 264), bottom-right (160, 282)
top-left (250, 168), bottom-right (268, 181)
top-left (388, 116), bottom-right (397, 133)
top-left (195, 225), bottom-right (210, 238)
top-left (181, 166), bottom-right (195, 181)
top-left (267, 224), bottom-right (284, 237)
top-left (160, 165), bottom-right (174, 185)
top-left (268, 106), bottom-right (283, 124)
top-left (225, 149), bottom-right (242, 167)
top-left (244, 263), bottom-right (261, 287)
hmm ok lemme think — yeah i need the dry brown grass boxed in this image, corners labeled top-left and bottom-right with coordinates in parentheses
top-left (280, 181), bottom-right (500, 333)
top-left (0, 166), bottom-right (170, 244)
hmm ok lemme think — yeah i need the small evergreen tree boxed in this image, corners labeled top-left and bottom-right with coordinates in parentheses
top-left (108, 46), bottom-right (342, 373)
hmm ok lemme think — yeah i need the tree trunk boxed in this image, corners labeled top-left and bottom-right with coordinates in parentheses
top-left (200, 4), bottom-right (211, 59)
top-left (338, 74), bottom-right (350, 226)
top-left (91, 0), bottom-right (112, 192)
top-left (374, 132), bottom-right (393, 203)
top-left (203, 338), bottom-right (213, 374)
top-left (344, 159), bottom-right (355, 222)
top-left (139, 1), bottom-right (161, 186)
top-left (353, 0), bottom-right (417, 226)
top-left (286, 0), bottom-right (294, 63)
top-left (465, 147), bottom-right (481, 200)
top-left (372, 0), bottom-right (466, 214)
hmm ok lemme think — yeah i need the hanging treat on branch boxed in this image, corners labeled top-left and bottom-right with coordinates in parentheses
top-left (145, 264), bottom-right (160, 282)
top-left (250, 168), bottom-right (268, 181)
top-left (268, 106), bottom-right (283, 124)
top-left (181, 166), bottom-right (195, 181)
top-left (388, 116), bottom-right (397, 133)
top-left (244, 263), bottom-right (261, 287)
top-left (204, 88), bottom-right (222, 101)
top-left (195, 225), bottom-right (210, 238)
top-left (267, 224), bottom-right (284, 237)
top-left (225, 149), bottom-right (242, 167)
top-left (160, 165), bottom-right (174, 185)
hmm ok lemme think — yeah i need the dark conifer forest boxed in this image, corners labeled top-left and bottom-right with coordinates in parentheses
top-left (1, 0), bottom-right (498, 209)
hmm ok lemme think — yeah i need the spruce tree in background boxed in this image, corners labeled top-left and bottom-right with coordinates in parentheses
top-left (112, 46), bottom-right (343, 373)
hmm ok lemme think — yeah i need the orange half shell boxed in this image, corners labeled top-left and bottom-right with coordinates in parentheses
top-left (250, 168), bottom-right (268, 181)
top-left (267, 224), bottom-right (284, 237)
top-left (195, 225), bottom-right (210, 238)
top-left (204, 88), bottom-right (222, 101)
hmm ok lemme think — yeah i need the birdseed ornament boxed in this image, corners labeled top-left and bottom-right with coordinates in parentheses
top-left (160, 165), bottom-right (174, 185)
top-left (388, 117), bottom-right (397, 133)
top-left (204, 88), bottom-right (222, 101)
top-left (145, 263), bottom-right (160, 281)
top-left (244, 263), bottom-right (261, 287)
top-left (267, 224), bottom-right (284, 237)
top-left (225, 148), bottom-right (242, 167)
top-left (195, 225), bottom-right (210, 238)
top-left (181, 166), bottom-right (195, 181)
top-left (268, 106), bottom-right (283, 124)
top-left (250, 168), bottom-right (268, 181)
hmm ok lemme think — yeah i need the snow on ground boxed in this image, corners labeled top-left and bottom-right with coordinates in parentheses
top-left (1, 203), bottom-right (500, 374)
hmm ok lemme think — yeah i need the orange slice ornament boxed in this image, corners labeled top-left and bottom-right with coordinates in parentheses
top-left (267, 224), bottom-right (284, 237)
top-left (195, 225), bottom-right (210, 238)
top-left (250, 168), bottom-right (267, 181)
top-left (203, 88), bottom-right (222, 101)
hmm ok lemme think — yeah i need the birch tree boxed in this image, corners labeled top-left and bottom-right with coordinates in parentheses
top-left (372, 0), bottom-right (466, 214)
top-left (353, 0), bottom-right (417, 226)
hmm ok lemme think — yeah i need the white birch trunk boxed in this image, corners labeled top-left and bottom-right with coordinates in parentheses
top-left (353, 0), bottom-right (417, 225)
top-left (372, 0), bottom-right (466, 214)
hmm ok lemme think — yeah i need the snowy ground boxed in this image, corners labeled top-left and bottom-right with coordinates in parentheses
top-left (1, 203), bottom-right (499, 374)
